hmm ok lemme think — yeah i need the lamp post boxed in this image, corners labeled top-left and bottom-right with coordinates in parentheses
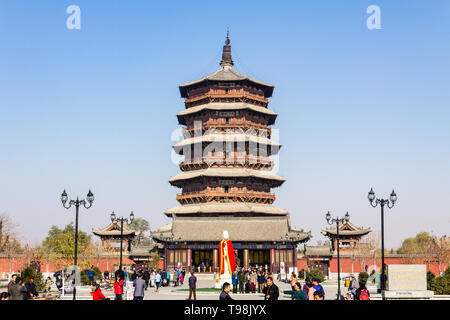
top-left (326, 211), bottom-right (350, 300)
top-left (110, 211), bottom-right (134, 271)
top-left (60, 189), bottom-right (94, 300)
top-left (368, 188), bottom-right (397, 299)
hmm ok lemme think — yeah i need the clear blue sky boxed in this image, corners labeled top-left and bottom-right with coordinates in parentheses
top-left (0, 0), bottom-right (449, 249)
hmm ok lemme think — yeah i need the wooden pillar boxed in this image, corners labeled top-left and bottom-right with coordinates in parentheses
top-left (270, 247), bottom-right (275, 273)
top-left (213, 249), bottom-right (218, 273)
top-left (187, 248), bottom-right (192, 272)
top-left (164, 247), bottom-right (167, 271)
top-left (244, 249), bottom-right (249, 269)
top-left (294, 247), bottom-right (298, 272)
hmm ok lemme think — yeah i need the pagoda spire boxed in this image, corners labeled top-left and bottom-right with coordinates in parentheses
top-left (220, 28), bottom-right (234, 69)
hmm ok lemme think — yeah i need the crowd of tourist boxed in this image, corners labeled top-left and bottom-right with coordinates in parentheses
top-left (1, 274), bottom-right (40, 300)
top-left (0, 266), bottom-right (370, 301)
top-left (221, 269), bottom-right (326, 300)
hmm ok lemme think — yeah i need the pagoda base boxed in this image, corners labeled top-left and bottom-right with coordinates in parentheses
top-left (215, 273), bottom-right (232, 289)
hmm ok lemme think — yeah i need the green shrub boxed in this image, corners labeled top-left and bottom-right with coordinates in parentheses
top-left (80, 266), bottom-right (103, 285)
top-left (358, 272), bottom-right (369, 283)
top-left (305, 269), bottom-right (325, 283)
top-left (426, 271), bottom-right (436, 290)
top-left (20, 265), bottom-right (45, 293)
top-left (298, 268), bottom-right (307, 279)
top-left (430, 267), bottom-right (450, 295)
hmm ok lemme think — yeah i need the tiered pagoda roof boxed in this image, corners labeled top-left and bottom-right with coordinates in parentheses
top-left (168, 167), bottom-right (285, 187)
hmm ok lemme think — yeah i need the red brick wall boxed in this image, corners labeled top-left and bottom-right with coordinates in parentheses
top-left (328, 256), bottom-right (447, 276)
top-left (0, 257), bottom-right (140, 274)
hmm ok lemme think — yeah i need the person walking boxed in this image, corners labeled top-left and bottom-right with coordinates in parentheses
top-left (219, 282), bottom-right (233, 300)
top-left (177, 268), bottom-right (181, 286)
top-left (313, 290), bottom-right (324, 300)
top-left (302, 277), bottom-right (310, 299)
top-left (181, 269), bottom-right (186, 284)
top-left (155, 271), bottom-right (161, 292)
top-left (150, 270), bottom-right (156, 288)
top-left (289, 272), bottom-right (298, 291)
top-left (263, 277), bottom-right (279, 300)
top-left (143, 269), bottom-right (150, 290)
top-left (133, 273), bottom-right (146, 300)
top-left (103, 270), bottom-right (110, 282)
top-left (114, 274), bottom-right (124, 300)
top-left (9, 277), bottom-right (28, 300)
top-left (349, 274), bottom-right (359, 296)
top-left (283, 281), bottom-right (306, 300)
top-left (24, 276), bottom-right (39, 300)
top-left (123, 267), bottom-right (128, 286)
top-left (354, 280), bottom-right (370, 300)
top-left (306, 280), bottom-right (315, 300)
top-left (7, 274), bottom-right (17, 296)
top-left (87, 266), bottom-right (95, 286)
top-left (173, 270), bottom-right (178, 287)
top-left (257, 271), bottom-right (265, 293)
top-left (166, 269), bottom-right (170, 287)
top-left (44, 276), bottom-right (53, 293)
top-left (238, 269), bottom-right (245, 294)
top-left (311, 278), bottom-right (325, 299)
top-left (179, 271), bottom-right (184, 286)
top-left (188, 272), bottom-right (197, 300)
top-left (231, 270), bottom-right (238, 294)
top-left (249, 270), bottom-right (257, 293)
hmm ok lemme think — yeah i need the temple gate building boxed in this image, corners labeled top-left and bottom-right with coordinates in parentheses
top-left (321, 220), bottom-right (371, 253)
top-left (152, 33), bottom-right (310, 273)
top-left (93, 221), bottom-right (138, 254)
top-left (298, 219), bottom-right (372, 277)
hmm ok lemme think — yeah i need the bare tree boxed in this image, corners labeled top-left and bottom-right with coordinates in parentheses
top-left (432, 235), bottom-right (450, 275)
top-left (0, 215), bottom-right (23, 273)
top-left (102, 240), bottom-right (116, 273)
top-left (355, 234), bottom-right (375, 272)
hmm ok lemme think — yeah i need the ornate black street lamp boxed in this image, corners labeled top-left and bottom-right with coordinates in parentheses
top-left (368, 188), bottom-right (397, 299)
top-left (60, 189), bottom-right (94, 300)
top-left (326, 211), bottom-right (350, 300)
top-left (110, 211), bottom-right (134, 271)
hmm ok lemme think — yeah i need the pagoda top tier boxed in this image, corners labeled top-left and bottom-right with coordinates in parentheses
top-left (179, 32), bottom-right (275, 99)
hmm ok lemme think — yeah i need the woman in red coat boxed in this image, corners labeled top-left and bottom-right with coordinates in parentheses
top-left (114, 275), bottom-right (124, 300)
top-left (92, 284), bottom-right (107, 300)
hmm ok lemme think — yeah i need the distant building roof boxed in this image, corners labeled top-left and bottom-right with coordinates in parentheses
top-left (304, 245), bottom-right (333, 257)
top-left (92, 221), bottom-right (139, 237)
top-left (321, 220), bottom-right (371, 237)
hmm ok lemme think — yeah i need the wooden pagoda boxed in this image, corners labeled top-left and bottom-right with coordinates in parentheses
top-left (152, 32), bottom-right (311, 273)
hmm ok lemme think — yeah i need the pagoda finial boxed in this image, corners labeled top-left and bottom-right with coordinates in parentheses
top-left (220, 28), bottom-right (234, 69)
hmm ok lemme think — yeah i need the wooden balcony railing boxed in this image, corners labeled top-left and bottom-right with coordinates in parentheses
top-left (176, 190), bottom-right (276, 204)
top-left (185, 121), bottom-right (271, 133)
top-left (179, 156), bottom-right (274, 171)
top-left (185, 92), bottom-right (269, 105)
